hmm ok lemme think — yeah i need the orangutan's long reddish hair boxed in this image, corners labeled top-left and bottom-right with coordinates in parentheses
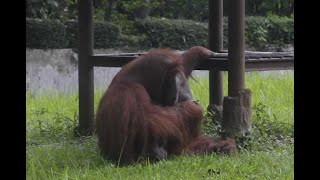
top-left (95, 46), bottom-right (237, 164)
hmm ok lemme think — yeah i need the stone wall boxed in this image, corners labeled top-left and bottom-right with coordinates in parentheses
top-left (26, 49), bottom-right (123, 95)
top-left (26, 48), bottom-right (292, 96)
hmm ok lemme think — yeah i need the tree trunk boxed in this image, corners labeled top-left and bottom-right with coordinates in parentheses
top-left (104, 0), bottom-right (114, 21)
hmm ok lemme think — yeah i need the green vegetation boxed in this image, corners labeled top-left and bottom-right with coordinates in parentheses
top-left (134, 18), bottom-right (208, 49)
top-left (26, 0), bottom-right (294, 51)
top-left (26, 18), bottom-right (121, 49)
top-left (26, 19), bottom-right (67, 49)
top-left (26, 15), bottom-right (293, 50)
top-left (26, 0), bottom-right (293, 21)
top-left (27, 71), bottom-right (293, 179)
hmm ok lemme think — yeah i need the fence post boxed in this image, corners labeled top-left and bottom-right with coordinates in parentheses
top-left (77, 0), bottom-right (94, 136)
top-left (208, 0), bottom-right (224, 123)
top-left (222, 0), bottom-right (252, 137)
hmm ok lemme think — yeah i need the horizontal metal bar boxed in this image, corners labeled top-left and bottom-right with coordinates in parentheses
top-left (90, 55), bottom-right (294, 71)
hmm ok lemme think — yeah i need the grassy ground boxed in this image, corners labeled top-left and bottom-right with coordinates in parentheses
top-left (26, 71), bottom-right (294, 180)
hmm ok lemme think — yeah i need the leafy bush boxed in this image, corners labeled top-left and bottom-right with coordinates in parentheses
top-left (266, 15), bottom-right (294, 45)
top-left (64, 20), bottom-right (121, 48)
top-left (26, 18), bottom-right (67, 49)
top-left (134, 18), bottom-right (208, 49)
top-left (134, 17), bottom-right (293, 50)
top-left (93, 21), bottom-right (121, 48)
top-left (26, 16), bottom-right (293, 50)
top-left (27, 19), bottom-right (121, 49)
top-left (225, 16), bottom-right (293, 50)
top-left (223, 17), bottom-right (229, 49)
top-left (245, 16), bottom-right (269, 50)
top-left (64, 20), bottom-right (78, 48)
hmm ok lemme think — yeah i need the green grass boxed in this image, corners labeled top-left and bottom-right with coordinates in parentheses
top-left (26, 71), bottom-right (294, 180)
top-left (189, 71), bottom-right (293, 124)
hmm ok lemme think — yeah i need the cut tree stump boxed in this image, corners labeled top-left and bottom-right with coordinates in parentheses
top-left (222, 88), bottom-right (252, 137)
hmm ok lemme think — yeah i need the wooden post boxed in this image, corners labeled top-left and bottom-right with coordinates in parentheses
top-left (228, 0), bottom-right (245, 96)
top-left (77, 0), bottom-right (94, 136)
top-left (222, 0), bottom-right (252, 137)
top-left (208, 0), bottom-right (224, 123)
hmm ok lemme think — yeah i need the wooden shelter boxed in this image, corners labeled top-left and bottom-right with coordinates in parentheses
top-left (76, 0), bottom-right (294, 137)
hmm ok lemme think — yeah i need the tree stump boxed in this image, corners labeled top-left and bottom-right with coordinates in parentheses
top-left (222, 88), bottom-right (252, 138)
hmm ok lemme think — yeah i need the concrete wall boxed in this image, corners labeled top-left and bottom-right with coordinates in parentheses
top-left (26, 49), bottom-right (123, 95)
top-left (26, 48), bottom-right (292, 96)
top-left (26, 48), bottom-right (209, 95)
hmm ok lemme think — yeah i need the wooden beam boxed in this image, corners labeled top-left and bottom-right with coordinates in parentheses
top-left (90, 55), bottom-right (294, 71)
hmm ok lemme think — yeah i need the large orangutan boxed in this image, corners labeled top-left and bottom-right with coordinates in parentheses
top-left (95, 46), bottom-right (237, 164)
